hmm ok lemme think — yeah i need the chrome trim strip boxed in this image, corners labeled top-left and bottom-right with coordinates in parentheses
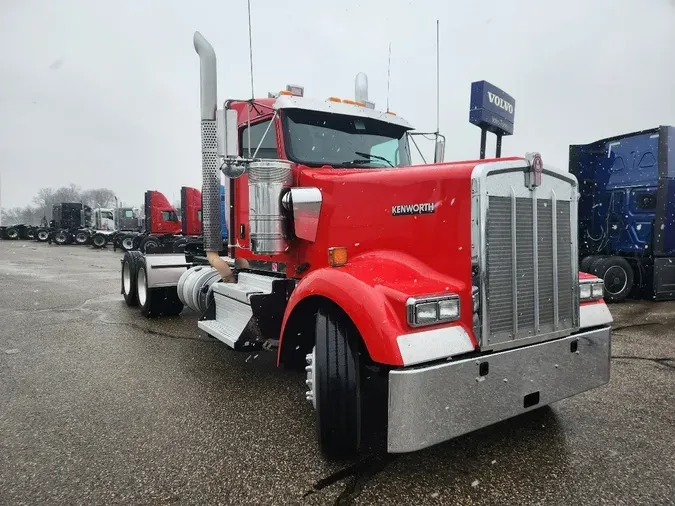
top-left (510, 186), bottom-right (518, 337)
top-left (532, 186), bottom-right (540, 333)
top-left (551, 190), bottom-right (559, 329)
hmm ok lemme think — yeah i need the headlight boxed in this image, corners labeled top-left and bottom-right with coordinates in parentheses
top-left (407, 294), bottom-right (461, 328)
top-left (580, 279), bottom-right (604, 301)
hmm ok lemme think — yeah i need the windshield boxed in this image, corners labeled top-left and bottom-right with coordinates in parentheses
top-left (282, 109), bottom-right (411, 168)
top-left (101, 211), bottom-right (113, 220)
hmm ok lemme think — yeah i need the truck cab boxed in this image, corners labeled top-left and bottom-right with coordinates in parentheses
top-left (571, 125), bottom-right (675, 301)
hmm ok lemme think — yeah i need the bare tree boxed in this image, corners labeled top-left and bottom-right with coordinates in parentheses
top-left (82, 188), bottom-right (116, 208)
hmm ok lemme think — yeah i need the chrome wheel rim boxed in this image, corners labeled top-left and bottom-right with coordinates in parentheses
top-left (123, 262), bottom-right (131, 295)
top-left (137, 267), bottom-right (147, 306)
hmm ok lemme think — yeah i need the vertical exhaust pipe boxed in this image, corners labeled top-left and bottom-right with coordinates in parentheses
top-left (193, 31), bottom-right (222, 253)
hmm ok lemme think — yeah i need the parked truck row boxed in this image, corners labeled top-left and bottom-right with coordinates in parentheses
top-left (1, 185), bottom-right (227, 253)
top-left (116, 31), bottom-right (613, 460)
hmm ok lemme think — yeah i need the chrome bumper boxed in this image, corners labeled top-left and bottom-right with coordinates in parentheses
top-left (387, 326), bottom-right (611, 453)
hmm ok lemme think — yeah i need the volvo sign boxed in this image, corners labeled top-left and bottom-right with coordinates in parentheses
top-left (469, 81), bottom-right (516, 136)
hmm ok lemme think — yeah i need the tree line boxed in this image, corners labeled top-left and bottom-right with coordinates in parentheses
top-left (1, 184), bottom-right (117, 226)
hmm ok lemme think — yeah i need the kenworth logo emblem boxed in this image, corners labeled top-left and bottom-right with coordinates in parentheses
top-left (392, 203), bottom-right (436, 216)
top-left (525, 152), bottom-right (544, 189)
top-left (487, 92), bottom-right (514, 114)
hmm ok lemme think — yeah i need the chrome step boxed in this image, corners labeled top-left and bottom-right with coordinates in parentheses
top-left (198, 272), bottom-right (276, 349)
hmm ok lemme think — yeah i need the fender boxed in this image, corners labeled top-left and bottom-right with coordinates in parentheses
top-left (278, 251), bottom-right (475, 367)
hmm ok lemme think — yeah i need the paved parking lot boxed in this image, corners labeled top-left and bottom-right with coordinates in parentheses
top-left (1, 240), bottom-right (674, 505)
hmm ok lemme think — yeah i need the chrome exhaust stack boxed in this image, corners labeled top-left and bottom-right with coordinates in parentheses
top-left (193, 31), bottom-right (222, 253)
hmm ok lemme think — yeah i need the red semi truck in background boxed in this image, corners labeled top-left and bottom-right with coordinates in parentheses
top-left (120, 31), bottom-right (613, 459)
top-left (117, 188), bottom-right (202, 252)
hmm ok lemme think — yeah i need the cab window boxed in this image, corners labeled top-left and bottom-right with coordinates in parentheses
top-left (241, 118), bottom-right (279, 159)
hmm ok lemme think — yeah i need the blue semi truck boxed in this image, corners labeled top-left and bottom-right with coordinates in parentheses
top-left (570, 125), bottom-right (675, 302)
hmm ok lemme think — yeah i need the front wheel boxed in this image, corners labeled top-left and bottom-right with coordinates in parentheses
top-left (313, 306), bottom-right (362, 459)
top-left (92, 234), bottom-right (107, 248)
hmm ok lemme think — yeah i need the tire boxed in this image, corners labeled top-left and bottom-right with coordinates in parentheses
top-left (580, 255), bottom-right (601, 273)
top-left (6, 227), bottom-right (19, 240)
top-left (140, 236), bottom-right (160, 253)
top-left (53, 230), bottom-right (69, 245)
top-left (588, 256), bottom-right (608, 277)
top-left (172, 237), bottom-right (188, 253)
top-left (314, 306), bottom-right (362, 459)
top-left (121, 235), bottom-right (136, 251)
top-left (92, 234), bottom-right (107, 248)
top-left (36, 229), bottom-right (50, 242)
top-left (599, 256), bottom-right (634, 302)
top-left (121, 251), bottom-right (143, 306)
top-left (137, 261), bottom-right (183, 317)
top-left (74, 231), bottom-right (90, 245)
top-left (26, 228), bottom-right (35, 240)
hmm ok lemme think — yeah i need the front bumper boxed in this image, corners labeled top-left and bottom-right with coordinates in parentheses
top-left (387, 326), bottom-right (611, 453)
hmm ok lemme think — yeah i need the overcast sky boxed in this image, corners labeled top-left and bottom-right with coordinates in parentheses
top-left (1, 0), bottom-right (674, 209)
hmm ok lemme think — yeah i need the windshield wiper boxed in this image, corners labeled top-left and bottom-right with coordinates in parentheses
top-left (354, 151), bottom-right (394, 168)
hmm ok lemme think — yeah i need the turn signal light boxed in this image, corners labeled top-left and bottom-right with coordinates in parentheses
top-left (328, 247), bottom-right (348, 267)
top-left (327, 97), bottom-right (342, 103)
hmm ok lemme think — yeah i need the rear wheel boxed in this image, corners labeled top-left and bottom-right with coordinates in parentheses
top-left (121, 235), bottom-right (136, 251)
top-left (53, 230), bottom-right (69, 245)
top-left (580, 255), bottom-right (601, 273)
top-left (74, 231), bottom-right (90, 245)
top-left (121, 251), bottom-right (143, 306)
top-left (313, 306), bottom-right (363, 459)
top-left (137, 261), bottom-right (183, 317)
top-left (26, 228), bottom-right (35, 240)
top-left (92, 234), bottom-right (107, 248)
top-left (588, 256), bottom-right (608, 277)
top-left (140, 236), bottom-right (160, 253)
top-left (36, 229), bottom-right (50, 242)
top-left (6, 227), bottom-right (19, 240)
top-left (599, 256), bottom-right (634, 302)
top-left (172, 237), bottom-right (188, 253)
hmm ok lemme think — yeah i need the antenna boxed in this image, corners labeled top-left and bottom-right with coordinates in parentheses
top-left (247, 0), bottom-right (255, 99)
top-left (436, 19), bottom-right (440, 134)
top-left (246, 0), bottom-right (255, 157)
top-left (386, 42), bottom-right (392, 112)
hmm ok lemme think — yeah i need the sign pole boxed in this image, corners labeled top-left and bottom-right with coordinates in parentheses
top-left (479, 129), bottom-right (487, 159)
top-left (495, 133), bottom-right (503, 158)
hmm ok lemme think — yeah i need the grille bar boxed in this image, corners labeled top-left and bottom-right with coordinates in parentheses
top-left (510, 188), bottom-right (518, 336)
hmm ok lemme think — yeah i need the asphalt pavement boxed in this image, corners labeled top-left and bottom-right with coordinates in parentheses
top-left (1, 240), bottom-right (674, 505)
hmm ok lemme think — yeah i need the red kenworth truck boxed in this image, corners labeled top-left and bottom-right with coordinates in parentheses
top-left (120, 31), bottom-right (613, 459)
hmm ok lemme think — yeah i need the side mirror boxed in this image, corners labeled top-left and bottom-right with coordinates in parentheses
top-left (434, 135), bottom-right (446, 163)
top-left (217, 108), bottom-right (246, 178)
top-left (217, 108), bottom-right (239, 159)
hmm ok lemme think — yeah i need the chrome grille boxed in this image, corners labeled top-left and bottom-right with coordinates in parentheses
top-left (485, 193), bottom-right (575, 347)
